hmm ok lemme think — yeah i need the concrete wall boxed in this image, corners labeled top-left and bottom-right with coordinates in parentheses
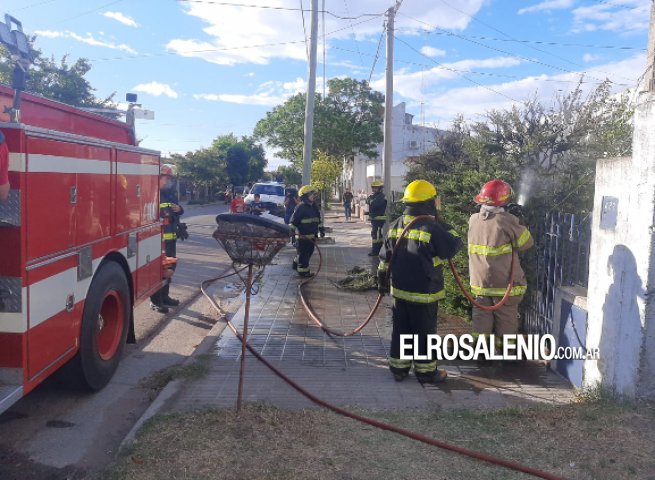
top-left (584, 94), bottom-right (655, 398)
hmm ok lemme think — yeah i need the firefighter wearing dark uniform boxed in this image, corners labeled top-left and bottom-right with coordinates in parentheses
top-left (367, 180), bottom-right (387, 256)
top-left (290, 185), bottom-right (324, 277)
top-left (150, 164), bottom-right (184, 313)
top-left (468, 179), bottom-right (534, 347)
top-left (377, 180), bottom-right (462, 384)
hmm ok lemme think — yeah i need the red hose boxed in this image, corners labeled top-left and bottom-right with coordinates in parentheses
top-left (200, 275), bottom-right (565, 480)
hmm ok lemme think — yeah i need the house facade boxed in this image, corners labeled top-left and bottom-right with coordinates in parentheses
top-left (344, 102), bottom-right (441, 196)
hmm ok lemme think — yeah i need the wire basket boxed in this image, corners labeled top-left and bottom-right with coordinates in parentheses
top-left (213, 213), bottom-right (291, 266)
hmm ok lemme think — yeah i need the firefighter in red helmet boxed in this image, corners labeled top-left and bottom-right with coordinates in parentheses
top-left (150, 163), bottom-right (184, 313)
top-left (468, 179), bottom-right (534, 349)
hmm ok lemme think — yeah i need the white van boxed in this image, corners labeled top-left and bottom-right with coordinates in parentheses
top-left (244, 182), bottom-right (286, 209)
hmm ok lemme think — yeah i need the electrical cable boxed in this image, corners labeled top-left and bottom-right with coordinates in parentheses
top-left (300, 0), bottom-right (309, 61)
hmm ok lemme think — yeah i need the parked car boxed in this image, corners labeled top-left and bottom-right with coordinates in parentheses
top-left (244, 182), bottom-right (286, 210)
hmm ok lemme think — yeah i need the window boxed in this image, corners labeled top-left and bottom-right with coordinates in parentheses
top-left (252, 184), bottom-right (284, 196)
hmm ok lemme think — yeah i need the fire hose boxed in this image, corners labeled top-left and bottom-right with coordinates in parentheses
top-left (299, 215), bottom-right (516, 340)
top-left (200, 266), bottom-right (564, 480)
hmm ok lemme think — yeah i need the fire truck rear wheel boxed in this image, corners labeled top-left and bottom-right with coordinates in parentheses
top-left (66, 261), bottom-right (130, 391)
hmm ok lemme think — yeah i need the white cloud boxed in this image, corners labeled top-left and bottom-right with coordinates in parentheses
top-left (420, 46), bottom-right (447, 58)
top-left (518, 0), bottom-right (575, 15)
top-left (582, 53), bottom-right (600, 63)
top-left (246, 72), bottom-right (255, 77)
top-left (133, 82), bottom-right (179, 98)
top-left (572, 1), bottom-right (649, 33)
top-left (194, 77), bottom-right (307, 106)
top-left (168, 0), bottom-right (485, 66)
top-left (397, 54), bottom-right (645, 126)
top-left (102, 11), bottom-right (139, 28)
top-left (371, 56), bottom-right (523, 99)
top-left (34, 29), bottom-right (137, 54)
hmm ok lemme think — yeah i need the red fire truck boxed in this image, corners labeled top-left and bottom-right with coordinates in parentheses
top-left (0, 16), bottom-right (165, 414)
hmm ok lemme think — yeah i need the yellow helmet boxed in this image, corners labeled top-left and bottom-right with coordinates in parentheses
top-left (298, 185), bottom-right (316, 197)
top-left (402, 179), bottom-right (437, 203)
top-left (371, 180), bottom-right (383, 188)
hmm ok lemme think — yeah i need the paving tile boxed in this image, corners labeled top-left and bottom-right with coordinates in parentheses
top-left (167, 217), bottom-right (575, 413)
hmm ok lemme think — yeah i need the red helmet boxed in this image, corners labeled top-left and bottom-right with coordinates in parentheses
top-left (474, 179), bottom-right (512, 206)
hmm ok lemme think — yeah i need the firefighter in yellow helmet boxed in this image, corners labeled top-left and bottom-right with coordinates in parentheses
top-left (289, 185), bottom-right (324, 277)
top-left (366, 179), bottom-right (387, 256)
top-left (468, 179), bottom-right (534, 347)
top-left (150, 163), bottom-right (184, 313)
top-left (377, 180), bottom-right (462, 384)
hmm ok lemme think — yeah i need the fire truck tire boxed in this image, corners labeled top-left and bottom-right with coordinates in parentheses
top-left (64, 261), bottom-right (131, 391)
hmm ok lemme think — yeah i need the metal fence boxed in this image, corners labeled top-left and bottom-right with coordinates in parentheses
top-left (522, 211), bottom-right (592, 335)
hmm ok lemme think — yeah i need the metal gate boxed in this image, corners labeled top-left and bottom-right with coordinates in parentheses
top-left (522, 212), bottom-right (592, 335)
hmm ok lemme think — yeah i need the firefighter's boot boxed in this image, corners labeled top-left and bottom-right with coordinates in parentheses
top-left (164, 296), bottom-right (180, 307)
top-left (150, 302), bottom-right (169, 314)
top-left (417, 369), bottom-right (448, 385)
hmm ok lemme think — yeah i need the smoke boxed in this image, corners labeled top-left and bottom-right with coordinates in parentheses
top-left (516, 168), bottom-right (537, 206)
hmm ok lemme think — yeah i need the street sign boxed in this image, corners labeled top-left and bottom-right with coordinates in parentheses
top-left (133, 109), bottom-right (155, 120)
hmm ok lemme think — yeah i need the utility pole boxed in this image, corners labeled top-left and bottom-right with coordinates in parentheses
top-left (302, 0), bottom-right (319, 185)
top-left (646, 0), bottom-right (655, 92)
top-left (382, 2), bottom-right (399, 209)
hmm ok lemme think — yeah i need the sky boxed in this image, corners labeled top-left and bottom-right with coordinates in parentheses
top-left (3, 0), bottom-right (651, 169)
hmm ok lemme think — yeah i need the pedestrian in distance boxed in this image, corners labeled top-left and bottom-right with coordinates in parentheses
top-left (377, 179), bottom-right (462, 384)
top-left (468, 179), bottom-right (534, 349)
top-left (230, 192), bottom-right (246, 213)
top-left (283, 188), bottom-right (299, 225)
top-left (366, 180), bottom-right (387, 256)
top-left (150, 163), bottom-right (184, 314)
top-left (343, 189), bottom-right (354, 222)
top-left (248, 193), bottom-right (266, 215)
top-left (290, 185), bottom-right (325, 277)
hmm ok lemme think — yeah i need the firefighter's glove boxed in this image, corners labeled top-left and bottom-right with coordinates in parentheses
top-left (377, 270), bottom-right (390, 295)
top-left (319, 227), bottom-right (325, 238)
top-left (176, 223), bottom-right (189, 241)
top-left (506, 203), bottom-right (523, 219)
top-left (291, 234), bottom-right (297, 247)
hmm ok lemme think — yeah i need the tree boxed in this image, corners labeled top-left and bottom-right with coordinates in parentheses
top-left (277, 165), bottom-right (302, 186)
top-left (254, 78), bottom-right (384, 170)
top-left (172, 148), bottom-right (224, 201)
top-left (311, 151), bottom-right (341, 208)
top-left (212, 134), bottom-right (267, 185)
top-left (405, 80), bottom-right (634, 317)
top-left (0, 40), bottom-right (116, 112)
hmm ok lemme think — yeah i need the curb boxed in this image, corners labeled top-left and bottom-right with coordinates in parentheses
top-left (118, 285), bottom-right (244, 454)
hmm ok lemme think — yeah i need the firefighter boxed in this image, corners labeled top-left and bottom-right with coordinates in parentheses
top-left (468, 179), bottom-right (534, 349)
top-left (150, 164), bottom-right (184, 313)
top-left (366, 180), bottom-right (387, 256)
top-left (377, 180), bottom-right (462, 384)
top-left (290, 185), bottom-right (324, 277)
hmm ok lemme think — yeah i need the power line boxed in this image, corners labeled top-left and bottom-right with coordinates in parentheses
top-left (300, 0), bottom-right (309, 60)
top-left (435, 0), bottom-right (637, 83)
top-left (396, 12), bottom-right (610, 85)
top-left (367, 28), bottom-right (385, 83)
top-left (52, 0), bottom-right (125, 25)
top-left (87, 15), bottom-right (381, 62)
top-left (393, 35), bottom-right (520, 103)
top-left (397, 13), bottom-right (645, 51)
top-left (176, 0), bottom-right (384, 20)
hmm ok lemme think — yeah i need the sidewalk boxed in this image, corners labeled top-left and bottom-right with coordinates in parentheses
top-left (162, 211), bottom-right (575, 414)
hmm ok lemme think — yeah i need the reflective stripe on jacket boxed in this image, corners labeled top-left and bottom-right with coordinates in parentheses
top-left (160, 189), bottom-right (183, 244)
top-left (379, 213), bottom-right (462, 304)
top-left (468, 208), bottom-right (533, 297)
top-left (290, 201), bottom-right (321, 236)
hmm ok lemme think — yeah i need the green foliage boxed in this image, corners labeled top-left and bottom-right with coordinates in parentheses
top-left (254, 78), bottom-right (384, 170)
top-left (277, 165), bottom-right (302, 186)
top-left (311, 151), bottom-right (341, 208)
top-left (0, 41), bottom-right (116, 113)
top-left (406, 81), bottom-right (634, 317)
